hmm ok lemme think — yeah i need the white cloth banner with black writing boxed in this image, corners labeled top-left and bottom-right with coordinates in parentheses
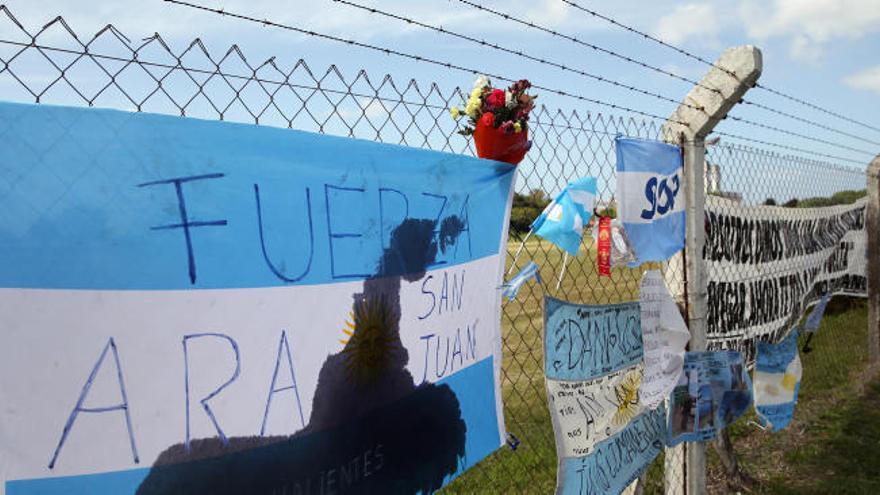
top-left (704, 196), bottom-right (867, 361)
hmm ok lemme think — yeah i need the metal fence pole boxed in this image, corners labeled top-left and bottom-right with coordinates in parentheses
top-left (868, 155), bottom-right (880, 366)
top-left (661, 45), bottom-right (763, 495)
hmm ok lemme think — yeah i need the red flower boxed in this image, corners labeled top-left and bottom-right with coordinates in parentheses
top-left (480, 112), bottom-right (495, 127)
top-left (486, 89), bottom-right (505, 108)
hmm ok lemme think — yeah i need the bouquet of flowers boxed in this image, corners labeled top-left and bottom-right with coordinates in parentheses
top-left (450, 75), bottom-right (536, 165)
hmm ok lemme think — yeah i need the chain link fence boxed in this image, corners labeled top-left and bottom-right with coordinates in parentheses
top-left (0, 7), bottom-right (872, 494)
top-left (701, 143), bottom-right (871, 492)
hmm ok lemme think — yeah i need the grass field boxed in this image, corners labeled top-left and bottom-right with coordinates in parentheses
top-left (706, 300), bottom-right (875, 494)
top-left (440, 239), bottom-right (874, 494)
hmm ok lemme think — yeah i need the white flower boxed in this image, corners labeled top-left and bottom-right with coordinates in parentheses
top-left (505, 90), bottom-right (515, 108)
top-left (473, 74), bottom-right (489, 91)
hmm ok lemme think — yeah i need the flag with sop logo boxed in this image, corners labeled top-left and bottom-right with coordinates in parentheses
top-left (615, 137), bottom-right (684, 264)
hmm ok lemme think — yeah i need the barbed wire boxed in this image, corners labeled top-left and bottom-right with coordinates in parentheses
top-left (741, 99), bottom-right (880, 147)
top-left (448, 0), bottom-right (880, 149)
top-left (725, 114), bottom-right (875, 156)
top-left (162, 0), bottom-right (690, 127)
top-left (711, 130), bottom-right (869, 166)
top-left (451, 0), bottom-right (719, 94)
top-left (754, 82), bottom-right (880, 134)
top-left (330, 0), bottom-right (703, 112)
top-left (558, 0), bottom-right (880, 135)
top-left (558, 0), bottom-right (737, 77)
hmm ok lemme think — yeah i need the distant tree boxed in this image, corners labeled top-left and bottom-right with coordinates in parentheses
top-left (509, 188), bottom-right (551, 238)
top-left (795, 189), bottom-right (867, 208)
top-left (763, 198), bottom-right (777, 206)
top-left (782, 198), bottom-right (799, 208)
top-left (829, 189), bottom-right (867, 205)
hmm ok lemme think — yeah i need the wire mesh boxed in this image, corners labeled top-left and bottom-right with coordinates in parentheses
top-left (0, 9), bottom-right (690, 493)
top-left (702, 143), bottom-right (871, 492)
top-left (0, 6), bottom-right (872, 494)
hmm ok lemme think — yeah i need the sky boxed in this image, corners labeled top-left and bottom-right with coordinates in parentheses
top-left (1, 0), bottom-right (878, 172)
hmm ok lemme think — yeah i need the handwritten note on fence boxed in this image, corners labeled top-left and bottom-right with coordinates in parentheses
top-left (544, 297), bottom-right (665, 495)
top-left (639, 271), bottom-right (690, 409)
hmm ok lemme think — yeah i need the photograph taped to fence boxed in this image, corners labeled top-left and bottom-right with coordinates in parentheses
top-left (0, 101), bottom-right (516, 495)
top-left (667, 351), bottom-right (752, 446)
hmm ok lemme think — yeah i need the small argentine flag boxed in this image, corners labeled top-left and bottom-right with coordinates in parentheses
top-left (500, 261), bottom-right (542, 302)
top-left (531, 177), bottom-right (597, 256)
top-left (754, 331), bottom-right (802, 432)
top-left (803, 293), bottom-right (831, 333)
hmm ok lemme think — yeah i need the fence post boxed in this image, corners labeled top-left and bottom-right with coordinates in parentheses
top-left (661, 45), bottom-right (763, 495)
top-left (868, 156), bottom-right (880, 367)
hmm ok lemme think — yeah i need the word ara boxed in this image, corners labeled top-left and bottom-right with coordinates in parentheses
top-left (48, 331), bottom-right (307, 469)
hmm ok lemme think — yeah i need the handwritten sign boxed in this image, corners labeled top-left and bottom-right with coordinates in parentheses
top-left (639, 271), bottom-right (690, 409)
top-left (544, 298), bottom-right (665, 495)
top-left (705, 197), bottom-right (867, 362)
top-left (0, 101), bottom-right (515, 494)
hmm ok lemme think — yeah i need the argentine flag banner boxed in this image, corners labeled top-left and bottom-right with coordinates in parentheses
top-left (615, 137), bottom-right (685, 263)
top-left (531, 177), bottom-right (597, 256)
top-left (754, 331), bottom-right (802, 432)
top-left (0, 101), bottom-right (515, 495)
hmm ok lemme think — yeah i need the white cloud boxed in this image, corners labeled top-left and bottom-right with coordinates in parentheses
top-left (653, 3), bottom-right (720, 45)
top-left (843, 65), bottom-right (880, 94)
top-left (739, 0), bottom-right (880, 61)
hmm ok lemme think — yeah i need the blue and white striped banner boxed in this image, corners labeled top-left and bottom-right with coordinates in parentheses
top-left (0, 101), bottom-right (515, 495)
top-left (615, 137), bottom-right (684, 264)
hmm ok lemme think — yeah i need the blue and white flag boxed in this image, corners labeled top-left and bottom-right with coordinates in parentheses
top-left (531, 177), bottom-right (597, 256)
top-left (616, 137), bottom-right (684, 263)
top-left (544, 298), bottom-right (666, 495)
top-left (803, 293), bottom-right (831, 333)
top-left (754, 331), bottom-right (802, 432)
top-left (0, 101), bottom-right (514, 494)
top-left (500, 261), bottom-right (542, 302)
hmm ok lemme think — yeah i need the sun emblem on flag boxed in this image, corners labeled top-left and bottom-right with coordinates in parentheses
top-left (612, 368), bottom-right (643, 426)
top-left (340, 312), bottom-right (356, 345)
top-left (341, 295), bottom-right (396, 385)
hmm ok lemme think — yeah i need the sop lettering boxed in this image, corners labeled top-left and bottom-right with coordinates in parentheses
top-left (640, 174), bottom-right (680, 220)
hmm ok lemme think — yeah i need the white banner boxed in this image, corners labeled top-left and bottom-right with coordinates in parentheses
top-left (704, 196), bottom-right (867, 358)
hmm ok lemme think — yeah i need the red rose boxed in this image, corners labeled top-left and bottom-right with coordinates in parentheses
top-left (480, 112), bottom-right (495, 127)
top-left (486, 89), bottom-right (505, 108)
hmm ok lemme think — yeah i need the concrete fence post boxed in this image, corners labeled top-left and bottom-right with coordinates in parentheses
top-left (868, 156), bottom-right (880, 367)
top-left (660, 45), bottom-right (763, 495)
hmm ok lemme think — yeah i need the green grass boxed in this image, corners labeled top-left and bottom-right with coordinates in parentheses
top-left (439, 239), bottom-right (874, 494)
top-left (704, 300), bottom-right (875, 494)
